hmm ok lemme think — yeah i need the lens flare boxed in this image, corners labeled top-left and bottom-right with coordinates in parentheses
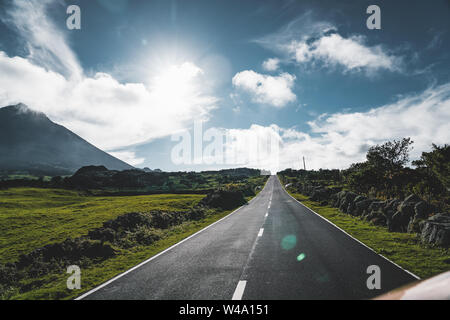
top-left (297, 253), bottom-right (306, 262)
top-left (281, 234), bottom-right (297, 250)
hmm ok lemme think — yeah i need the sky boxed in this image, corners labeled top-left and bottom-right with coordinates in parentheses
top-left (0, 0), bottom-right (449, 173)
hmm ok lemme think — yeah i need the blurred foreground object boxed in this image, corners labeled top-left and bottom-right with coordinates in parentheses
top-left (375, 271), bottom-right (450, 300)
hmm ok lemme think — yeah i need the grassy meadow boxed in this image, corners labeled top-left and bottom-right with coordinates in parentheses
top-left (8, 209), bottom-right (235, 300)
top-left (0, 175), bottom-right (267, 300)
top-left (0, 188), bottom-right (203, 264)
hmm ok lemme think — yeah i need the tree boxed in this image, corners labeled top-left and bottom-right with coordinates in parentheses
top-left (344, 138), bottom-right (414, 197)
top-left (346, 162), bottom-right (382, 195)
top-left (365, 138), bottom-right (414, 197)
top-left (366, 138), bottom-right (414, 173)
top-left (413, 144), bottom-right (450, 192)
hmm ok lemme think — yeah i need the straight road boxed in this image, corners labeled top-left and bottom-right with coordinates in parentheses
top-left (79, 175), bottom-right (418, 300)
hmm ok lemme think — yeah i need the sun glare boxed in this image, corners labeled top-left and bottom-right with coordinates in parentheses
top-left (149, 62), bottom-right (204, 110)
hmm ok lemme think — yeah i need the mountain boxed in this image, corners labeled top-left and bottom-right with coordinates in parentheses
top-left (0, 103), bottom-right (134, 176)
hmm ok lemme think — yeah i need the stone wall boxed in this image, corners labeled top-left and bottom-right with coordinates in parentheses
top-left (288, 181), bottom-right (449, 248)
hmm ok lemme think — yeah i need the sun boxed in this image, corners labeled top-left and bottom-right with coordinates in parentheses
top-left (149, 62), bottom-right (204, 111)
top-left (153, 62), bottom-right (203, 98)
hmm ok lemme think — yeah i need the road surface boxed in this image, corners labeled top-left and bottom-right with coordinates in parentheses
top-left (79, 175), bottom-right (418, 300)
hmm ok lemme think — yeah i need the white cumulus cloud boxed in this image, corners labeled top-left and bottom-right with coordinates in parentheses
top-left (255, 13), bottom-right (402, 75)
top-left (288, 33), bottom-right (401, 74)
top-left (232, 70), bottom-right (296, 108)
top-left (222, 83), bottom-right (450, 172)
top-left (262, 58), bottom-right (280, 71)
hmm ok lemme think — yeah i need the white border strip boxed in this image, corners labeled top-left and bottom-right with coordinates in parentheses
top-left (75, 191), bottom-right (263, 300)
top-left (278, 176), bottom-right (420, 280)
top-left (231, 280), bottom-right (247, 300)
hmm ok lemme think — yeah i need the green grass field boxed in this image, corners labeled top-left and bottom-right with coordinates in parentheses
top-left (0, 188), bottom-right (204, 264)
top-left (289, 192), bottom-right (450, 279)
top-left (0, 184), bottom-right (267, 300)
top-left (10, 209), bottom-right (236, 300)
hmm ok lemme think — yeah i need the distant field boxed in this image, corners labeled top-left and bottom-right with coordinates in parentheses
top-left (0, 188), bottom-right (203, 264)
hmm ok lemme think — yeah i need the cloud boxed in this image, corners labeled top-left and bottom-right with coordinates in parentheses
top-left (0, 0), bottom-right (217, 155)
top-left (255, 13), bottom-right (402, 75)
top-left (109, 151), bottom-right (145, 166)
top-left (2, 0), bottom-right (82, 80)
top-left (222, 83), bottom-right (450, 171)
top-left (262, 58), bottom-right (280, 71)
top-left (0, 52), bottom-right (217, 151)
top-left (288, 33), bottom-right (401, 74)
top-left (232, 70), bottom-right (296, 108)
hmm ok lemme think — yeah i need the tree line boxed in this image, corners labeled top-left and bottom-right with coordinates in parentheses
top-left (281, 139), bottom-right (449, 211)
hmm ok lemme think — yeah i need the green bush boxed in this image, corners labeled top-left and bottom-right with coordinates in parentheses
top-left (131, 227), bottom-right (162, 245)
top-left (200, 189), bottom-right (247, 210)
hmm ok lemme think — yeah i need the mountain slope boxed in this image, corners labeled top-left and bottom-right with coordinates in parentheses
top-left (0, 103), bottom-right (134, 175)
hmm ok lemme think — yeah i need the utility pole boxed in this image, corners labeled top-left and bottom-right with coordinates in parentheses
top-left (303, 156), bottom-right (306, 170)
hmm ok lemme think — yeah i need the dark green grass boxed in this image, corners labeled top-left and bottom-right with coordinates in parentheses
top-left (0, 188), bottom-right (203, 264)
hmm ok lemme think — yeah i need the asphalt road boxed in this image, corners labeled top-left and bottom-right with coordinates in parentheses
top-left (79, 175), bottom-right (418, 300)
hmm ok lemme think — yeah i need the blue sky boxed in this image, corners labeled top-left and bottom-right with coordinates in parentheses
top-left (0, 0), bottom-right (449, 172)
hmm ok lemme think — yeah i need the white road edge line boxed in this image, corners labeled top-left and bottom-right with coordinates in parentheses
top-left (232, 280), bottom-right (247, 300)
top-left (258, 228), bottom-right (264, 237)
top-left (75, 193), bottom-right (262, 300)
top-left (278, 176), bottom-right (421, 280)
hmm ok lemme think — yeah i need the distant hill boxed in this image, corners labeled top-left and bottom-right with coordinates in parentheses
top-left (0, 103), bottom-right (134, 176)
top-left (202, 168), bottom-right (262, 177)
top-left (141, 167), bottom-right (162, 173)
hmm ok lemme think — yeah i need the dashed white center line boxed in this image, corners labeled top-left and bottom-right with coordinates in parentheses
top-left (232, 280), bottom-right (247, 300)
top-left (258, 228), bottom-right (264, 237)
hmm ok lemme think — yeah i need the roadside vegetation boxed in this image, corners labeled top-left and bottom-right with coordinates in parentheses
top-left (278, 138), bottom-right (449, 279)
top-left (281, 139), bottom-right (449, 211)
top-left (286, 193), bottom-right (450, 279)
top-left (0, 169), bottom-right (268, 300)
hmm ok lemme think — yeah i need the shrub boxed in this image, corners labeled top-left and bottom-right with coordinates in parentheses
top-left (200, 189), bottom-right (247, 210)
top-left (186, 207), bottom-right (209, 220)
top-left (0, 263), bottom-right (19, 286)
top-left (150, 210), bottom-right (185, 229)
top-left (88, 227), bottom-right (117, 242)
top-left (103, 212), bottom-right (152, 232)
top-left (132, 227), bottom-right (162, 245)
top-left (17, 238), bottom-right (115, 270)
